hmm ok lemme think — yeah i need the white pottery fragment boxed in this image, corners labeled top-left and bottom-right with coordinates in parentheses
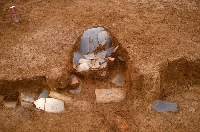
top-left (77, 63), bottom-right (90, 72)
top-left (34, 98), bottom-right (45, 110)
top-left (83, 53), bottom-right (95, 60)
top-left (45, 98), bottom-right (65, 113)
top-left (98, 58), bottom-right (105, 63)
top-left (79, 58), bottom-right (91, 64)
top-left (100, 62), bottom-right (107, 69)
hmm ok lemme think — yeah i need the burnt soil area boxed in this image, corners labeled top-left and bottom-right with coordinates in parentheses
top-left (0, 0), bottom-right (200, 132)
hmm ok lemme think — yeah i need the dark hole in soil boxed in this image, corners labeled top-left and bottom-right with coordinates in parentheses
top-left (0, 76), bottom-right (48, 102)
top-left (160, 58), bottom-right (200, 97)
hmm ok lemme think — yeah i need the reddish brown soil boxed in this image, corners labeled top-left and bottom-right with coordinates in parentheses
top-left (0, 0), bottom-right (200, 132)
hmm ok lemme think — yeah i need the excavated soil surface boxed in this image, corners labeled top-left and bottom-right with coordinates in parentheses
top-left (0, 0), bottom-right (200, 132)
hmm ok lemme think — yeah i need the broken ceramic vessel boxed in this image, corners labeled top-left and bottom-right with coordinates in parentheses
top-left (73, 27), bottom-right (118, 72)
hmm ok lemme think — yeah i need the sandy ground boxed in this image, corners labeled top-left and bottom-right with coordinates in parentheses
top-left (0, 0), bottom-right (200, 131)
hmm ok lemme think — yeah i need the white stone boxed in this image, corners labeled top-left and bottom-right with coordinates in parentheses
top-left (98, 58), bottom-right (105, 63)
top-left (45, 98), bottom-right (65, 113)
top-left (95, 88), bottom-right (126, 103)
top-left (34, 98), bottom-right (45, 110)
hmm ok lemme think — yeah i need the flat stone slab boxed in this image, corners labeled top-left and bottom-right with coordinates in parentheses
top-left (34, 98), bottom-right (65, 113)
top-left (152, 100), bottom-right (178, 112)
top-left (49, 91), bottom-right (72, 104)
top-left (3, 101), bottom-right (17, 108)
top-left (45, 98), bottom-right (65, 113)
top-left (95, 88), bottom-right (126, 103)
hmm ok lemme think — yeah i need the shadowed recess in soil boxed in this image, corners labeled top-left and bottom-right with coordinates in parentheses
top-left (0, 76), bottom-right (48, 102)
top-left (160, 58), bottom-right (200, 98)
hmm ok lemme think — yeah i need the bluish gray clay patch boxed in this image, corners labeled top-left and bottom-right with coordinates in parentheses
top-left (152, 100), bottom-right (178, 112)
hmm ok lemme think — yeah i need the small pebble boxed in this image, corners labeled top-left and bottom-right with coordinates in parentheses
top-left (101, 71), bottom-right (107, 77)
top-left (118, 56), bottom-right (124, 61)
top-left (108, 57), bottom-right (115, 61)
top-left (71, 77), bottom-right (79, 85)
top-left (112, 75), bottom-right (124, 86)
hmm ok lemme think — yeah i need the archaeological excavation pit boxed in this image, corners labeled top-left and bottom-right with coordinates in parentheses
top-left (68, 26), bottom-right (132, 103)
top-left (0, 27), bottom-right (132, 113)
